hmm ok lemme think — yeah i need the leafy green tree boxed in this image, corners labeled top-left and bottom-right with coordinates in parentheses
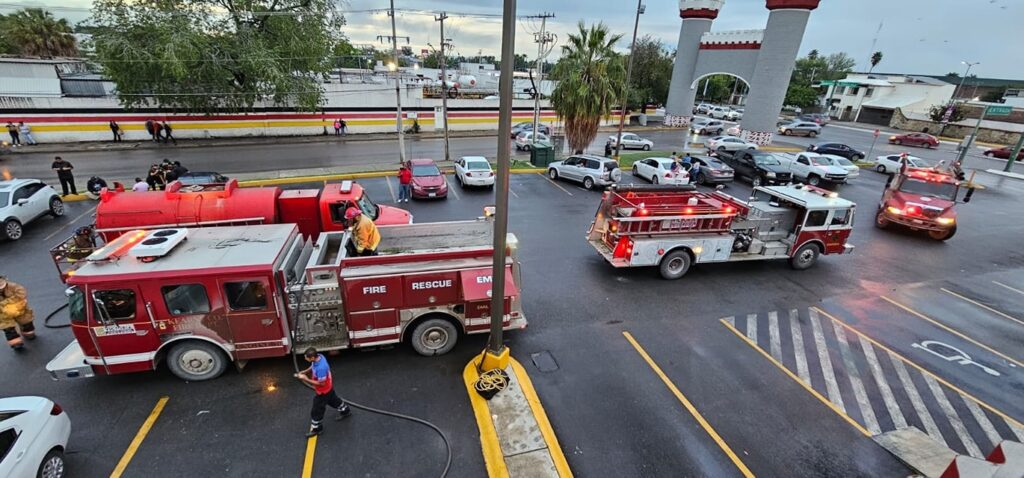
top-left (929, 103), bottom-right (966, 123)
top-left (785, 84), bottom-right (819, 108)
top-left (550, 22), bottom-right (625, 153)
top-left (91, 0), bottom-right (344, 113)
top-left (624, 35), bottom-right (673, 109)
top-left (0, 8), bottom-right (78, 57)
top-left (421, 50), bottom-right (458, 69)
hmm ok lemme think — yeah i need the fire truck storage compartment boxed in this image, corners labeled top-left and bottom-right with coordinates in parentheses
top-left (743, 198), bottom-right (800, 242)
top-left (278, 189), bottom-right (323, 238)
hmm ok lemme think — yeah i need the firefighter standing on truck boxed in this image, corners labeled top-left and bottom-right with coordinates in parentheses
top-left (296, 347), bottom-right (351, 437)
top-left (346, 207), bottom-right (380, 256)
top-left (0, 276), bottom-right (36, 351)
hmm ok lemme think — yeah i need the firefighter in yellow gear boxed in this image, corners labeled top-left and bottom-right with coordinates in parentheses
top-left (0, 276), bottom-right (36, 351)
top-left (345, 207), bottom-right (381, 256)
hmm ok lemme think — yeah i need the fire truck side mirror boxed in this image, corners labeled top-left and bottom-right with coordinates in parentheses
top-left (962, 187), bottom-right (975, 203)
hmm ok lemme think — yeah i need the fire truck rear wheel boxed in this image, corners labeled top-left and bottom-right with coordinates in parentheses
top-left (790, 243), bottom-right (820, 270)
top-left (929, 226), bottom-right (956, 241)
top-left (659, 250), bottom-right (692, 280)
top-left (874, 209), bottom-right (890, 229)
top-left (410, 318), bottom-right (458, 356)
top-left (167, 341), bottom-right (228, 381)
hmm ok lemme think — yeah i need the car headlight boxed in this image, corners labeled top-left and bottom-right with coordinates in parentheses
top-left (936, 217), bottom-right (955, 225)
top-left (766, 172), bottom-right (776, 178)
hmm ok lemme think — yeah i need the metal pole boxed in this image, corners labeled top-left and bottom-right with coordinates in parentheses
top-left (389, 0), bottom-right (407, 164)
top-left (437, 12), bottom-right (450, 162)
top-left (614, 0), bottom-right (643, 158)
top-left (531, 15), bottom-right (548, 146)
top-left (956, 107), bottom-right (987, 166)
top-left (866, 133), bottom-right (879, 162)
top-left (1002, 129), bottom-right (1024, 173)
top-left (487, 0), bottom-right (516, 355)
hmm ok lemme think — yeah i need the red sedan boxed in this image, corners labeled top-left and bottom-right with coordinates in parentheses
top-left (983, 146), bottom-right (1024, 160)
top-left (888, 132), bottom-right (939, 148)
top-left (409, 158), bottom-right (448, 199)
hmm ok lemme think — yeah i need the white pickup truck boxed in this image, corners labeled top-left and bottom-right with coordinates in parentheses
top-left (774, 152), bottom-right (849, 186)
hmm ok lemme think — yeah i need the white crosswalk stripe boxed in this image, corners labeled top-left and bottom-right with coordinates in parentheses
top-left (1006, 418), bottom-right (1024, 442)
top-left (859, 336), bottom-right (907, 429)
top-left (768, 311), bottom-right (783, 362)
top-left (788, 309), bottom-right (811, 385)
top-left (888, 351), bottom-right (946, 446)
top-left (808, 308), bottom-right (846, 413)
top-left (831, 321), bottom-right (881, 435)
top-left (923, 374), bottom-right (983, 458)
top-left (746, 314), bottom-right (757, 343)
top-left (960, 395), bottom-right (1002, 450)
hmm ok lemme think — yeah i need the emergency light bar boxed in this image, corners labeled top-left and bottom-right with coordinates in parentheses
top-left (339, 180), bottom-right (353, 193)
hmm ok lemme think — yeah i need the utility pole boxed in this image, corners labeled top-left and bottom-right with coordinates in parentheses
top-left (530, 13), bottom-right (555, 146)
top-left (384, 0), bottom-right (409, 164)
top-left (435, 12), bottom-right (453, 161)
top-left (614, 1), bottom-right (645, 158)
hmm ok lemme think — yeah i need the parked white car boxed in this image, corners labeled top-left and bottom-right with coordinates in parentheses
top-left (454, 156), bottom-right (495, 188)
top-left (775, 152), bottom-right (849, 186)
top-left (514, 132), bottom-right (550, 151)
top-left (631, 157), bottom-right (690, 185)
top-left (873, 154), bottom-right (930, 174)
top-left (691, 118), bottom-right (725, 135)
top-left (725, 125), bottom-right (742, 136)
top-left (608, 133), bottom-right (654, 151)
top-left (0, 396), bottom-right (71, 478)
top-left (707, 106), bottom-right (732, 119)
top-left (1, 179), bottom-right (64, 241)
top-left (819, 154), bottom-right (860, 180)
top-left (726, 108), bottom-right (744, 121)
top-left (707, 136), bottom-right (758, 153)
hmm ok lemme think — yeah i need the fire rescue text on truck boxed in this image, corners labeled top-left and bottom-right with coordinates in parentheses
top-left (588, 184), bottom-right (856, 279)
top-left (45, 220), bottom-right (526, 381)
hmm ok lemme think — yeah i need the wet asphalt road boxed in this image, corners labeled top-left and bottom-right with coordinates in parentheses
top-left (1, 123), bottom-right (1023, 477)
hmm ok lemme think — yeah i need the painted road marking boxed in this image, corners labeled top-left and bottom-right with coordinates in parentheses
top-left (302, 435), bottom-right (317, 478)
top-left (509, 187), bottom-right (520, 199)
top-left (719, 318), bottom-right (871, 437)
top-left (448, 180), bottom-right (461, 200)
top-left (923, 375), bottom-right (982, 458)
top-left (623, 331), bottom-right (755, 477)
top-left (384, 175), bottom-right (397, 202)
top-left (1008, 419), bottom-right (1024, 442)
top-left (808, 309), bottom-right (846, 413)
top-left (961, 395), bottom-right (1002, 450)
top-left (860, 336), bottom-right (908, 429)
top-left (992, 280), bottom-right (1024, 296)
top-left (43, 205), bottom-right (97, 241)
top-left (880, 296), bottom-right (1023, 368)
top-left (888, 351), bottom-right (946, 445)
top-left (941, 287), bottom-right (1024, 327)
top-left (745, 313), bottom-right (757, 343)
top-left (789, 309), bottom-right (811, 385)
top-left (768, 311), bottom-right (782, 362)
top-left (911, 340), bottom-right (1001, 377)
top-left (831, 320), bottom-right (881, 435)
top-left (110, 396), bottom-right (169, 478)
top-left (538, 173), bottom-right (574, 196)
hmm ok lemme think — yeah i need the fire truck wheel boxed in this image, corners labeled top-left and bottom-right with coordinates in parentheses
top-left (49, 197), bottom-right (65, 217)
top-left (410, 318), bottom-right (458, 356)
top-left (38, 448), bottom-right (65, 478)
top-left (659, 250), bottom-right (692, 280)
top-left (929, 226), bottom-right (956, 241)
top-left (167, 341), bottom-right (228, 381)
top-left (874, 209), bottom-right (890, 229)
top-left (789, 243), bottom-right (820, 270)
top-left (583, 176), bottom-right (595, 190)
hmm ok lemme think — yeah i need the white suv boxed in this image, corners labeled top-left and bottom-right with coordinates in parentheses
top-left (1, 179), bottom-right (64, 241)
top-left (548, 155), bottom-right (622, 190)
top-left (707, 106), bottom-right (732, 119)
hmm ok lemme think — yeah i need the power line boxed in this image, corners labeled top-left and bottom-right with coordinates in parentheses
top-left (0, 3), bottom-right (545, 19)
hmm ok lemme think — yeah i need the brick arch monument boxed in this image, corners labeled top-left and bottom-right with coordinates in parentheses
top-left (664, 0), bottom-right (821, 145)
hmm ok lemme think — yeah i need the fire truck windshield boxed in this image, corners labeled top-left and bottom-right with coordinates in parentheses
top-left (356, 192), bottom-right (380, 219)
top-left (67, 287), bottom-right (86, 323)
top-left (899, 178), bottom-right (957, 201)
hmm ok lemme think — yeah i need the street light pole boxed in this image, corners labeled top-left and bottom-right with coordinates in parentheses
top-left (940, 61), bottom-right (978, 138)
top-left (614, 0), bottom-right (644, 158)
top-left (435, 12), bottom-right (451, 162)
top-left (485, 0), bottom-right (516, 360)
top-left (389, 0), bottom-right (407, 164)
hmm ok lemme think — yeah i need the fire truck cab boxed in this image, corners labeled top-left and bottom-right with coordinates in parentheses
top-left (587, 184), bottom-right (856, 279)
top-left (875, 166), bottom-right (967, 241)
top-left (47, 221), bottom-right (526, 381)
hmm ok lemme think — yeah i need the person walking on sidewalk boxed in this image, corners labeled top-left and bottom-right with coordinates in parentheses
top-left (296, 347), bottom-right (351, 437)
top-left (51, 156), bottom-right (77, 196)
top-left (162, 121), bottom-right (176, 145)
top-left (0, 276), bottom-right (37, 352)
top-left (145, 119), bottom-right (156, 142)
top-left (333, 119), bottom-right (342, 136)
top-left (109, 120), bottom-right (123, 142)
top-left (5, 122), bottom-right (19, 146)
top-left (340, 119), bottom-right (348, 135)
top-left (17, 122), bottom-right (36, 145)
top-left (397, 164), bottom-right (412, 203)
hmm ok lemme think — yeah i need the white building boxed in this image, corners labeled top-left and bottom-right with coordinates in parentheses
top-left (821, 73), bottom-right (955, 125)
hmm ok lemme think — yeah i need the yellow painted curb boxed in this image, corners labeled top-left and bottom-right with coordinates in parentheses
top-left (463, 357), bottom-right (511, 478)
top-left (509, 358), bottom-right (573, 478)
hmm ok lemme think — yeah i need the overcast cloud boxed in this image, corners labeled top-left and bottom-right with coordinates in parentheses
top-left (13, 0), bottom-right (1024, 78)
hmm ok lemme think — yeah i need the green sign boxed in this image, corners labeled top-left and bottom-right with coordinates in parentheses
top-left (820, 80), bottom-right (858, 88)
top-left (986, 105), bottom-right (1013, 116)
top-left (838, 81), bottom-right (859, 87)
top-left (820, 80), bottom-right (835, 86)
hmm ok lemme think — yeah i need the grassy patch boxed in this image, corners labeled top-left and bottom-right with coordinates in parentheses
top-left (490, 160), bottom-right (544, 170)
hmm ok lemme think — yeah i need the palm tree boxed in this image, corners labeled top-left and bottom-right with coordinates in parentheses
top-left (550, 22), bottom-right (625, 154)
top-left (3, 8), bottom-right (78, 57)
top-left (868, 51), bottom-right (883, 73)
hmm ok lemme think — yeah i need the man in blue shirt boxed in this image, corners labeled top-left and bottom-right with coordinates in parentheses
top-left (296, 347), bottom-right (351, 437)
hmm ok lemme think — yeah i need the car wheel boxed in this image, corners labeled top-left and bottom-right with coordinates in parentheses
top-left (642, 144), bottom-right (651, 151)
top-left (789, 243), bottom-right (820, 270)
top-left (983, 151), bottom-right (992, 157)
top-left (717, 146), bottom-right (726, 152)
top-left (652, 175), bottom-right (659, 185)
top-left (929, 226), bottom-right (956, 241)
top-left (751, 176), bottom-right (763, 187)
top-left (632, 165), bottom-right (638, 176)
top-left (809, 131), bottom-right (817, 138)
top-left (926, 142), bottom-right (934, 149)
top-left (875, 208), bottom-right (890, 229)
top-left (659, 250), bottom-right (692, 280)
top-left (696, 173), bottom-right (706, 185)
top-left (875, 165), bottom-right (886, 173)
top-left (410, 317), bottom-right (458, 356)
top-left (523, 144), bottom-right (532, 151)
top-left (807, 175), bottom-right (821, 186)
top-left (167, 340), bottom-right (228, 381)
top-left (716, 129), bottom-right (723, 135)
top-left (38, 448), bottom-right (65, 478)
top-left (49, 197), bottom-right (65, 217)
top-left (583, 176), bottom-right (595, 190)
top-left (781, 129), bottom-right (790, 136)
top-left (893, 139), bottom-right (901, 145)
top-left (852, 154), bottom-right (863, 161)
top-left (548, 168), bottom-right (559, 180)
top-left (3, 219), bottom-right (23, 241)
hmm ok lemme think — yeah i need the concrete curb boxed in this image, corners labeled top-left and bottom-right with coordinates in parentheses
top-left (463, 355), bottom-right (572, 478)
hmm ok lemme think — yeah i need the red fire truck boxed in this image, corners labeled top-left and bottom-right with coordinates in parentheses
top-left (94, 179), bottom-right (411, 241)
top-left (874, 165), bottom-right (972, 241)
top-left (587, 184), bottom-right (856, 279)
top-left (46, 221), bottom-right (526, 381)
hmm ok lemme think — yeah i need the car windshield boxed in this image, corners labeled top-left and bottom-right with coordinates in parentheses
top-left (413, 165), bottom-right (441, 177)
top-left (356, 192), bottom-right (380, 219)
top-left (752, 154), bottom-right (780, 166)
top-left (899, 178), bottom-right (957, 200)
top-left (0, 192), bottom-right (8, 206)
top-left (909, 158), bottom-right (931, 167)
top-left (809, 157), bottom-right (829, 165)
top-left (833, 157), bottom-right (854, 166)
top-left (466, 161), bottom-right (490, 170)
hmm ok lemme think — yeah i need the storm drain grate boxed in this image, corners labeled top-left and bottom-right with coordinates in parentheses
top-left (530, 351), bottom-right (559, 373)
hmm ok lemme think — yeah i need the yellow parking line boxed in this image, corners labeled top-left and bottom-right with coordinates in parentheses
top-left (992, 280), bottom-right (1024, 297)
top-left (941, 288), bottom-right (1024, 327)
top-left (537, 173), bottom-right (574, 197)
top-left (623, 331), bottom-right (755, 478)
top-left (718, 319), bottom-right (872, 438)
top-left (110, 396), bottom-right (169, 478)
top-left (302, 435), bottom-right (317, 478)
top-left (880, 296), bottom-right (1023, 368)
top-left (812, 307), bottom-right (1024, 429)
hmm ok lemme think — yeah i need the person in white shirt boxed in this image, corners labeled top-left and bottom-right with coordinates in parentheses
top-left (132, 178), bottom-right (150, 192)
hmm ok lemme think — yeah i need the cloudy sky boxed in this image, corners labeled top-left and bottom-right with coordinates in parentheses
top-left (11, 0), bottom-right (1024, 78)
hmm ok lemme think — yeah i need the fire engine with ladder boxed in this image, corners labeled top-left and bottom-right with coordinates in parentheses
top-left (45, 218), bottom-right (526, 382)
top-left (587, 184), bottom-right (856, 279)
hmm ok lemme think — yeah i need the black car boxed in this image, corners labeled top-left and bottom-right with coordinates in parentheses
top-left (717, 150), bottom-right (791, 187)
top-left (807, 143), bottom-right (865, 161)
